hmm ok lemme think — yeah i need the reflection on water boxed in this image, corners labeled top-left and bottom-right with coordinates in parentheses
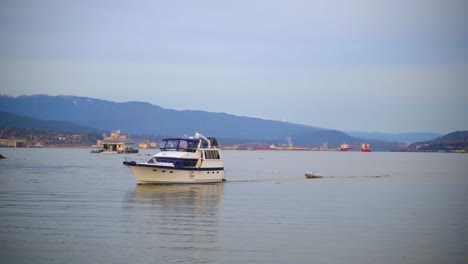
top-left (132, 183), bottom-right (224, 208)
top-left (123, 184), bottom-right (225, 263)
top-left (0, 148), bottom-right (467, 263)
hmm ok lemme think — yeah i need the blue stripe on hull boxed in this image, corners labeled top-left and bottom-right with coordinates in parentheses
top-left (137, 180), bottom-right (223, 185)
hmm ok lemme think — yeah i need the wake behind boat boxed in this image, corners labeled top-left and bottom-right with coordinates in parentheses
top-left (123, 132), bottom-right (224, 184)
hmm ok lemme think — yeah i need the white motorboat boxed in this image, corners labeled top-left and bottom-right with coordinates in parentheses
top-left (123, 132), bottom-right (224, 184)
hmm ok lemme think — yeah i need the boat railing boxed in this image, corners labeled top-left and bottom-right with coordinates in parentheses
top-left (159, 146), bottom-right (197, 152)
top-left (123, 156), bottom-right (148, 163)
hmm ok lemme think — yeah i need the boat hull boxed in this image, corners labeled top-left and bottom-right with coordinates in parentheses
top-left (361, 143), bottom-right (372, 152)
top-left (305, 172), bottom-right (322, 178)
top-left (127, 164), bottom-right (224, 184)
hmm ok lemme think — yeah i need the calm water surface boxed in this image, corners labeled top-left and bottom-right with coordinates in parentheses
top-left (0, 148), bottom-right (467, 263)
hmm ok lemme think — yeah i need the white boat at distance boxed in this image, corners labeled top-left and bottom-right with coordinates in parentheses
top-left (305, 171), bottom-right (322, 178)
top-left (123, 132), bottom-right (224, 184)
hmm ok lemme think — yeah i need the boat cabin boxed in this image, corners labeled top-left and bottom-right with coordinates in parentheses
top-left (159, 137), bottom-right (219, 152)
top-left (149, 137), bottom-right (221, 168)
top-left (159, 138), bottom-right (200, 152)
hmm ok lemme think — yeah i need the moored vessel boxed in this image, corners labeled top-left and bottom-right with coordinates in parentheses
top-left (91, 130), bottom-right (138, 154)
top-left (339, 143), bottom-right (353, 151)
top-left (123, 132), bottom-right (224, 184)
top-left (361, 143), bottom-right (372, 152)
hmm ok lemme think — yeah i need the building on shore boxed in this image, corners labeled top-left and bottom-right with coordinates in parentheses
top-left (0, 138), bottom-right (26, 148)
top-left (138, 142), bottom-right (158, 149)
top-left (91, 130), bottom-right (138, 154)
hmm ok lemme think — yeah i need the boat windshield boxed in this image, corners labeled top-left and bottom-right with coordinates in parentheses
top-left (160, 138), bottom-right (199, 152)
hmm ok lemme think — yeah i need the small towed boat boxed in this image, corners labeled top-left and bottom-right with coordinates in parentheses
top-left (305, 172), bottom-right (322, 178)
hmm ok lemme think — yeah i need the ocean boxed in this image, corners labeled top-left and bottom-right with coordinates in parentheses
top-left (0, 148), bottom-right (467, 263)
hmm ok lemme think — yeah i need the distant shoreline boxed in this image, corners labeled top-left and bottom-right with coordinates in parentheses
top-left (0, 145), bottom-right (91, 149)
top-left (1, 146), bottom-right (466, 153)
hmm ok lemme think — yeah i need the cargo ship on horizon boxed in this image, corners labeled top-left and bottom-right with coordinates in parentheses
top-left (361, 143), bottom-right (372, 152)
top-left (339, 143), bottom-right (353, 151)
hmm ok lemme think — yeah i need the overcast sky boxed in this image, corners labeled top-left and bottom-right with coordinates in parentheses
top-left (1, 0), bottom-right (467, 133)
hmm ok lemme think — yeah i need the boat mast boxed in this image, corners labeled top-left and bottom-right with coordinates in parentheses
top-left (195, 132), bottom-right (211, 148)
top-left (287, 136), bottom-right (293, 149)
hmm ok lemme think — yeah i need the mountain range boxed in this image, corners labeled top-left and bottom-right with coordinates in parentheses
top-left (346, 131), bottom-right (442, 143)
top-left (0, 94), bottom-right (442, 145)
top-left (0, 110), bottom-right (100, 133)
top-left (407, 131), bottom-right (468, 152)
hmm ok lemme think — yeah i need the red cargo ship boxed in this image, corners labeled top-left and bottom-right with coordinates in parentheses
top-left (361, 143), bottom-right (372, 152)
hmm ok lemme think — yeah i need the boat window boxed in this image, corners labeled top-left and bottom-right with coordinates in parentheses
top-left (161, 139), bottom-right (179, 151)
top-left (187, 140), bottom-right (199, 151)
top-left (178, 140), bottom-right (188, 151)
top-left (204, 150), bottom-right (220, 159)
top-left (160, 139), bottom-right (199, 152)
top-left (155, 158), bottom-right (198, 167)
